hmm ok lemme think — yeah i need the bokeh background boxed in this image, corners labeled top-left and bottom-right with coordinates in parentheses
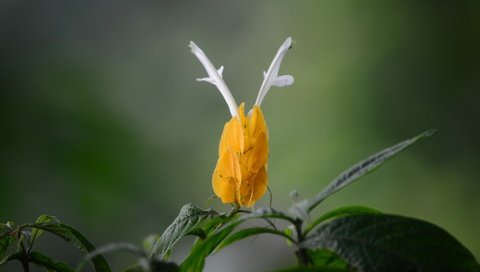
top-left (1, 1), bottom-right (479, 271)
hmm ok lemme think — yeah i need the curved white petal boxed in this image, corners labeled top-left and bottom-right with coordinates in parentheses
top-left (189, 41), bottom-right (239, 117)
top-left (255, 37), bottom-right (294, 106)
top-left (272, 75), bottom-right (294, 87)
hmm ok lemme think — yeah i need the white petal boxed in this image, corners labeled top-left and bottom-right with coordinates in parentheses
top-left (272, 75), bottom-right (294, 87)
top-left (196, 77), bottom-right (215, 84)
top-left (255, 37), bottom-right (294, 106)
top-left (217, 66), bottom-right (224, 77)
top-left (189, 41), bottom-right (239, 117)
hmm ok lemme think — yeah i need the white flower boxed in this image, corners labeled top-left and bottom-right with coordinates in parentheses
top-left (189, 37), bottom-right (294, 117)
top-left (255, 37), bottom-right (294, 106)
top-left (189, 41), bottom-right (239, 117)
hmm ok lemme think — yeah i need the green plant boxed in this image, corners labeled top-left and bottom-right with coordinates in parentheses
top-left (2, 130), bottom-right (479, 271)
top-left (2, 38), bottom-right (479, 272)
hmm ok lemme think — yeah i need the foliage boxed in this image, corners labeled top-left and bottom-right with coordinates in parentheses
top-left (2, 130), bottom-right (479, 271)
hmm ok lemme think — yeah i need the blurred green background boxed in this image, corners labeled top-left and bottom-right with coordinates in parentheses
top-left (1, 1), bottom-right (479, 271)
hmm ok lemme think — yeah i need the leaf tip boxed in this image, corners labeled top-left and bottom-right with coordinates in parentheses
top-left (422, 129), bottom-right (438, 138)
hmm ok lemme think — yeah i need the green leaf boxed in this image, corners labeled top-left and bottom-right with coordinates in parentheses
top-left (308, 130), bottom-right (435, 212)
top-left (124, 260), bottom-right (179, 272)
top-left (85, 242), bottom-right (144, 258)
top-left (150, 259), bottom-right (179, 272)
top-left (0, 252), bottom-right (21, 267)
top-left (302, 214), bottom-right (480, 272)
top-left (303, 249), bottom-right (349, 269)
top-left (30, 214), bottom-right (60, 250)
top-left (151, 204), bottom-right (219, 260)
top-left (304, 205), bottom-right (381, 235)
top-left (143, 234), bottom-right (160, 256)
top-left (24, 221), bottom-right (111, 272)
top-left (179, 207), bottom-right (297, 272)
top-left (186, 228), bottom-right (207, 240)
top-left (30, 251), bottom-right (74, 272)
top-left (179, 221), bottom-right (241, 272)
top-left (216, 227), bottom-right (295, 252)
top-left (0, 236), bottom-right (13, 260)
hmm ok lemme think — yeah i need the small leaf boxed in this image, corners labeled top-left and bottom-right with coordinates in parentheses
top-left (143, 234), bottom-right (160, 255)
top-left (30, 251), bottom-right (74, 272)
top-left (302, 214), bottom-right (480, 272)
top-left (0, 252), bottom-right (22, 267)
top-left (304, 205), bottom-right (381, 235)
top-left (287, 199), bottom-right (310, 221)
top-left (308, 130), bottom-right (435, 211)
top-left (30, 214), bottom-right (60, 250)
top-left (284, 226), bottom-right (295, 247)
top-left (151, 203), bottom-right (219, 260)
top-left (0, 252), bottom-right (21, 267)
top-left (5, 222), bottom-right (16, 230)
top-left (0, 236), bottom-right (13, 260)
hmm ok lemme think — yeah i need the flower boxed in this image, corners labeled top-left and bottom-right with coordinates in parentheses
top-left (189, 37), bottom-right (294, 207)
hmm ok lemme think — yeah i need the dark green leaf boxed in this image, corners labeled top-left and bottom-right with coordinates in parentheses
top-left (302, 214), bottom-right (480, 272)
top-left (216, 227), bottom-right (295, 252)
top-left (31, 214), bottom-right (60, 248)
top-left (179, 221), bottom-right (240, 272)
top-left (179, 207), bottom-right (297, 272)
top-left (190, 215), bottom-right (231, 249)
top-left (186, 228), bottom-right (207, 240)
top-left (0, 236), bottom-right (13, 260)
top-left (304, 205), bottom-right (381, 235)
top-left (308, 130), bottom-right (435, 212)
top-left (123, 260), bottom-right (179, 272)
top-left (0, 252), bottom-right (21, 267)
top-left (30, 251), bottom-right (74, 272)
top-left (0, 231), bottom-right (9, 241)
top-left (151, 203), bottom-right (219, 260)
top-left (24, 222), bottom-right (111, 272)
top-left (198, 215), bottom-right (230, 236)
top-left (303, 249), bottom-right (350, 269)
top-left (150, 259), bottom-right (179, 272)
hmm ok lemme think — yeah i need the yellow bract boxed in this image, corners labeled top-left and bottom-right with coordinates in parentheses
top-left (212, 103), bottom-right (269, 207)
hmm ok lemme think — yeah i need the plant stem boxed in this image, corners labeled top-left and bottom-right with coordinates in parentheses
top-left (19, 241), bottom-right (30, 272)
top-left (296, 248), bottom-right (310, 266)
top-left (21, 258), bottom-right (30, 272)
top-left (293, 219), bottom-right (310, 266)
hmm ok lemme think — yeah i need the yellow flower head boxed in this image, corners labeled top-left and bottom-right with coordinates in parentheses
top-left (189, 38), bottom-right (294, 207)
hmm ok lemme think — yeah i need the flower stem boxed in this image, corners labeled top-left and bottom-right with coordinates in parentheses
top-left (293, 219), bottom-right (310, 266)
top-left (19, 241), bottom-right (30, 272)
